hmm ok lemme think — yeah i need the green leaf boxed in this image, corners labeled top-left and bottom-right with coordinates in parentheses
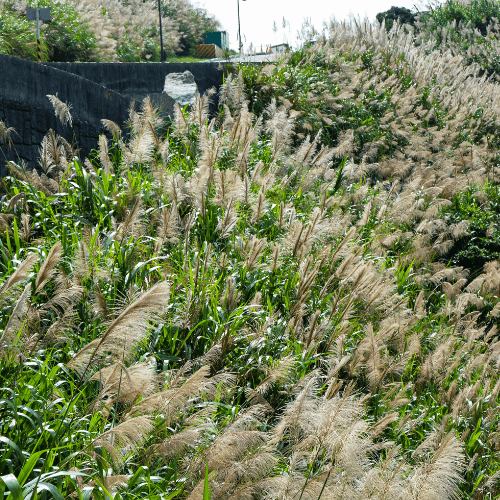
top-left (0, 473), bottom-right (22, 500)
top-left (164, 488), bottom-right (183, 499)
top-left (36, 481), bottom-right (65, 500)
top-left (17, 450), bottom-right (44, 486)
top-left (203, 463), bottom-right (211, 500)
top-left (0, 437), bottom-right (24, 463)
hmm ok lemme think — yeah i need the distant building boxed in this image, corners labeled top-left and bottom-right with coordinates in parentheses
top-left (302, 39), bottom-right (318, 49)
top-left (203, 31), bottom-right (229, 51)
top-left (270, 43), bottom-right (289, 54)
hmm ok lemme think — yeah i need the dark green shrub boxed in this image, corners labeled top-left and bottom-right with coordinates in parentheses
top-left (376, 6), bottom-right (416, 31)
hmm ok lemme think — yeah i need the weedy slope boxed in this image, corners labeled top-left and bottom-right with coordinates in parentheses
top-left (1, 14), bottom-right (500, 500)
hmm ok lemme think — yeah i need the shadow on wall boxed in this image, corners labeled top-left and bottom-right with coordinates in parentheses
top-left (0, 56), bottom-right (226, 174)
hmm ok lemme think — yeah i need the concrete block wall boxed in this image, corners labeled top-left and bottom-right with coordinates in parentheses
top-left (0, 55), bottom-right (133, 173)
top-left (1, 57), bottom-right (226, 174)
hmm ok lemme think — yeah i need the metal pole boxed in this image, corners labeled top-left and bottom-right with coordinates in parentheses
top-left (36, 8), bottom-right (41, 62)
top-left (237, 0), bottom-right (242, 54)
top-left (158, 0), bottom-right (164, 62)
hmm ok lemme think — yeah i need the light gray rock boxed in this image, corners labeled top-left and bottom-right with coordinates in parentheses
top-left (155, 70), bottom-right (198, 117)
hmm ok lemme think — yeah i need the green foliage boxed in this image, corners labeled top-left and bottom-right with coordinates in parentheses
top-left (420, 0), bottom-right (500, 34)
top-left (0, 0), bottom-right (98, 62)
top-left (376, 6), bottom-right (416, 31)
top-left (441, 184), bottom-right (500, 270)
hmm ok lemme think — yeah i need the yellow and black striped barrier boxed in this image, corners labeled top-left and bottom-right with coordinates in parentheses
top-left (195, 44), bottom-right (222, 59)
top-left (37, 38), bottom-right (41, 62)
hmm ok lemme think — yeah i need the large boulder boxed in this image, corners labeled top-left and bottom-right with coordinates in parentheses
top-left (155, 70), bottom-right (198, 117)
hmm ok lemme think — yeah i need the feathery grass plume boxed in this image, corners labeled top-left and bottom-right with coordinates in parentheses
top-left (251, 160), bottom-right (264, 184)
top-left (264, 97), bottom-right (295, 160)
top-left (174, 102), bottom-right (189, 138)
top-left (256, 356), bottom-right (296, 395)
top-left (198, 122), bottom-right (223, 175)
top-left (98, 135), bottom-right (113, 174)
top-left (121, 128), bottom-right (155, 166)
top-left (101, 119), bottom-right (121, 138)
top-left (73, 240), bottom-right (91, 283)
top-left (127, 366), bottom-right (232, 423)
top-left (67, 281), bottom-right (170, 374)
top-left (218, 452), bottom-right (278, 495)
top-left (0, 284), bottom-right (31, 354)
top-left (90, 360), bottom-right (157, 411)
top-left (214, 169), bottom-right (245, 206)
top-left (35, 241), bottom-right (62, 294)
top-left (409, 432), bottom-right (465, 500)
top-left (152, 425), bottom-right (212, 460)
top-left (244, 236), bottom-right (267, 271)
top-left (442, 279), bottom-right (467, 301)
top-left (158, 203), bottom-right (181, 244)
top-left (295, 131), bottom-right (319, 166)
top-left (19, 214), bottom-right (31, 243)
top-left (43, 308), bottom-right (78, 346)
top-left (245, 388), bottom-right (274, 413)
top-left (90, 416), bottom-right (154, 464)
top-left (305, 309), bottom-right (321, 348)
top-left (219, 71), bottom-right (249, 112)
top-left (39, 282), bottom-right (84, 318)
top-left (6, 192), bottom-right (26, 211)
top-left (46, 94), bottom-right (73, 127)
top-left (333, 129), bottom-right (355, 159)
top-left (38, 130), bottom-right (65, 175)
top-left (140, 96), bottom-right (164, 130)
top-left (216, 199), bottom-right (239, 239)
top-left (356, 323), bottom-right (384, 391)
top-left (165, 173), bottom-right (187, 205)
top-left (0, 253), bottom-right (38, 296)
top-left (190, 88), bottom-right (215, 127)
top-left (272, 377), bottom-right (318, 445)
top-left (0, 120), bottom-right (16, 145)
top-left (189, 428), bottom-right (268, 483)
top-left (115, 196), bottom-right (143, 242)
top-left (251, 184), bottom-right (267, 224)
top-left (429, 267), bottom-right (468, 286)
top-left (296, 257), bottom-right (320, 299)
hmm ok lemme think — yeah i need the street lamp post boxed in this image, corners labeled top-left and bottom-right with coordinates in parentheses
top-left (158, 0), bottom-right (164, 62)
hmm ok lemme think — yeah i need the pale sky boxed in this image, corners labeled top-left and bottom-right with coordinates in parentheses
top-left (199, 0), bottom-right (420, 51)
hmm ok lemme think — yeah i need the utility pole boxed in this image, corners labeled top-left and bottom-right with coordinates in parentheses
top-left (158, 0), bottom-right (164, 62)
top-left (27, 7), bottom-right (51, 62)
top-left (237, 0), bottom-right (246, 55)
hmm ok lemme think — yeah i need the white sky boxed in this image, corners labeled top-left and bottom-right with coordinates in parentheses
top-left (199, 0), bottom-right (419, 51)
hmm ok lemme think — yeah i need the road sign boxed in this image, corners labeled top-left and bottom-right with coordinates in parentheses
top-left (26, 8), bottom-right (51, 21)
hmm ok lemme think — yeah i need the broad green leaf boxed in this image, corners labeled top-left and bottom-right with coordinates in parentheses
top-left (0, 473), bottom-right (22, 500)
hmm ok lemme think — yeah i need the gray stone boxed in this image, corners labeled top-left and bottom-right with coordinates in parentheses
top-left (156, 70), bottom-right (198, 117)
